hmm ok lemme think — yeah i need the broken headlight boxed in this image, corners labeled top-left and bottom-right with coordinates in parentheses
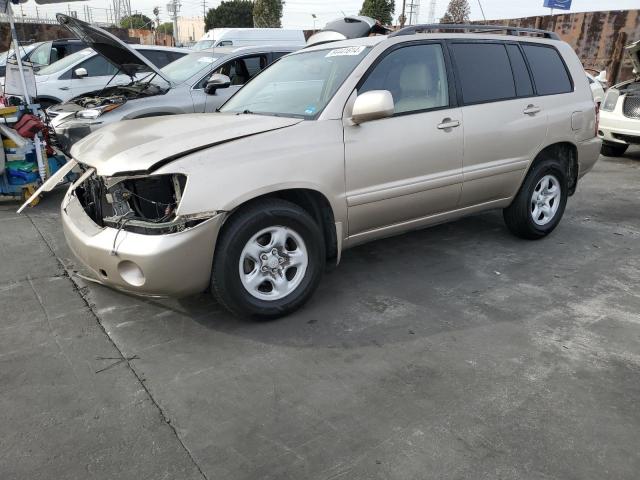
top-left (76, 173), bottom-right (215, 235)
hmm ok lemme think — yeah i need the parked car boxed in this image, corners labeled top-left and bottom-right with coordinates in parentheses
top-left (0, 42), bottom-right (41, 77)
top-left (193, 28), bottom-right (305, 51)
top-left (34, 45), bottom-right (186, 108)
top-left (25, 38), bottom-right (86, 70)
top-left (598, 40), bottom-right (640, 157)
top-left (587, 72), bottom-right (605, 105)
top-left (39, 24), bottom-right (600, 318)
top-left (47, 41), bottom-right (300, 153)
top-left (1, 39), bottom-right (89, 90)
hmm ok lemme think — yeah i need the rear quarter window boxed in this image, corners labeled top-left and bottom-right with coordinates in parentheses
top-left (522, 44), bottom-right (572, 96)
top-left (450, 42), bottom-right (516, 104)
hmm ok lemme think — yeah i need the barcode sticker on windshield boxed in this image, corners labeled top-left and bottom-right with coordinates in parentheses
top-left (326, 46), bottom-right (366, 57)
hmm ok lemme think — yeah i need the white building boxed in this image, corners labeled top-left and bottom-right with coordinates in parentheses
top-left (177, 16), bottom-right (205, 45)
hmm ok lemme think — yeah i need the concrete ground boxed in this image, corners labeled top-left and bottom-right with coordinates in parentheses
top-left (1, 151), bottom-right (639, 480)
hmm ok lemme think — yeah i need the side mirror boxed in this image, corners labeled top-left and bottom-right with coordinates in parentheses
top-left (351, 90), bottom-right (394, 124)
top-left (74, 67), bottom-right (88, 78)
top-left (205, 73), bottom-right (231, 95)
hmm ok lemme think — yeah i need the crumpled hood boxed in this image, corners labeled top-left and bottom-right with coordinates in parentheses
top-left (70, 113), bottom-right (303, 176)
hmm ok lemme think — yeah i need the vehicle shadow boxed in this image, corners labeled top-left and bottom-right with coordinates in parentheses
top-left (174, 210), bottom-right (544, 348)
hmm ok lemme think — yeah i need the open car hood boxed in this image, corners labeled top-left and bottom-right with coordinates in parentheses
top-left (626, 40), bottom-right (640, 76)
top-left (307, 16), bottom-right (390, 46)
top-left (56, 14), bottom-right (170, 83)
top-left (69, 113), bottom-right (302, 176)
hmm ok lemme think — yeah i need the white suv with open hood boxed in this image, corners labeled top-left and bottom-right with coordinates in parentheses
top-left (598, 40), bottom-right (640, 157)
top-left (34, 15), bottom-right (185, 107)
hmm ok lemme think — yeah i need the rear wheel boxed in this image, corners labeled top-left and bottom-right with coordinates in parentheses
top-left (211, 199), bottom-right (325, 318)
top-left (601, 142), bottom-right (628, 157)
top-left (503, 158), bottom-right (568, 239)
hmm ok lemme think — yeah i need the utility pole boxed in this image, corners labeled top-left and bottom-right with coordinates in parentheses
top-left (400, 0), bottom-right (406, 27)
top-left (202, 0), bottom-right (206, 18)
top-left (427, 0), bottom-right (436, 23)
top-left (167, 0), bottom-right (181, 46)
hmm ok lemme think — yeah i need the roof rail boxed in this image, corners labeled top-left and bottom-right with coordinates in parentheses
top-left (390, 24), bottom-right (560, 40)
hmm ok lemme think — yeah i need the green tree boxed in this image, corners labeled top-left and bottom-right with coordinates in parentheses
top-left (359, 0), bottom-right (395, 25)
top-left (157, 22), bottom-right (173, 35)
top-left (120, 13), bottom-right (154, 30)
top-left (253, 0), bottom-right (284, 28)
top-left (205, 0), bottom-right (254, 30)
top-left (440, 0), bottom-right (470, 23)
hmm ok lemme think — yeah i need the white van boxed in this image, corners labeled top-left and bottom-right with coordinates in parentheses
top-left (193, 28), bottom-right (305, 50)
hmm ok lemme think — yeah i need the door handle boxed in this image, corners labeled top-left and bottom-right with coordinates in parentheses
top-left (523, 105), bottom-right (541, 115)
top-left (58, 86), bottom-right (70, 91)
top-left (437, 118), bottom-right (460, 130)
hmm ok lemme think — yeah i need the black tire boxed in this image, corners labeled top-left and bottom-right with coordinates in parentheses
top-left (211, 199), bottom-right (325, 319)
top-left (600, 142), bottom-right (628, 157)
top-left (503, 158), bottom-right (568, 240)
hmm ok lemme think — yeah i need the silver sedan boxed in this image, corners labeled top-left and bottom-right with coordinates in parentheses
top-left (48, 45), bottom-right (299, 153)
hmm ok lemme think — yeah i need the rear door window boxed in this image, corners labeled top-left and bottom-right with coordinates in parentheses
top-left (522, 44), bottom-right (572, 96)
top-left (506, 44), bottom-right (533, 97)
top-left (450, 42), bottom-right (515, 104)
top-left (139, 49), bottom-right (172, 68)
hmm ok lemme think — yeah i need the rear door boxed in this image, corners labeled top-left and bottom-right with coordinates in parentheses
top-left (191, 53), bottom-right (269, 113)
top-left (449, 41), bottom-right (548, 207)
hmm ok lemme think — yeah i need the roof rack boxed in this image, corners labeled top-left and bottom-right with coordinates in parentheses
top-left (390, 24), bottom-right (560, 40)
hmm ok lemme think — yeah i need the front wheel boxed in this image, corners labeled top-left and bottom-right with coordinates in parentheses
top-left (503, 158), bottom-right (568, 239)
top-left (601, 142), bottom-right (628, 157)
top-left (211, 199), bottom-right (325, 318)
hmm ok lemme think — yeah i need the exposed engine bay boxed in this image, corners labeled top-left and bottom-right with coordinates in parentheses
top-left (59, 81), bottom-right (169, 113)
top-left (74, 171), bottom-right (210, 236)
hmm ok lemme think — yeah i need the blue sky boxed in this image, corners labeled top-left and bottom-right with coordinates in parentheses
top-left (13, 0), bottom-right (640, 30)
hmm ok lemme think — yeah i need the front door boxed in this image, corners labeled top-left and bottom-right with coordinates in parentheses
top-left (191, 54), bottom-right (269, 113)
top-left (344, 43), bottom-right (464, 236)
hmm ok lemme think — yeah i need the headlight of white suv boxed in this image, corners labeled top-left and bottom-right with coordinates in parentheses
top-left (602, 89), bottom-right (620, 112)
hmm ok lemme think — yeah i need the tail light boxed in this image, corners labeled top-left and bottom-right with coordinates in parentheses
top-left (595, 102), bottom-right (600, 137)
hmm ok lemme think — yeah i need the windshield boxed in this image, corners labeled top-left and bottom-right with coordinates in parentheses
top-left (37, 48), bottom-right (93, 76)
top-left (193, 40), bottom-right (215, 51)
top-left (221, 46), bottom-right (370, 118)
top-left (160, 52), bottom-right (218, 84)
top-left (27, 41), bottom-right (52, 66)
top-left (0, 43), bottom-right (39, 66)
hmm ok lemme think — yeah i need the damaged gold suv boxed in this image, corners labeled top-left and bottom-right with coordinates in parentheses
top-left (37, 25), bottom-right (601, 318)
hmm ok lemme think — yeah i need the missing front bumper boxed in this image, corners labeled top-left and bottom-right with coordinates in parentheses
top-left (62, 187), bottom-right (225, 297)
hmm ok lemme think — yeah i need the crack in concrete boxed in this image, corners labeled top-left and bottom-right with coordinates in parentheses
top-left (25, 213), bottom-right (209, 480)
